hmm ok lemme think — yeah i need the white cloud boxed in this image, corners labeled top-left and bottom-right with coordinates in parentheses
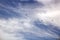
top-left (0, 17), bottom-right (59, 40)
top-left (0, 18), bottom-right (26, 40)
top-left (35, 2), bottom-right (60, 28)
top-left (0, 0), bottom-right (60, 40)
top-left (36, 0), bottom-right (52, 4)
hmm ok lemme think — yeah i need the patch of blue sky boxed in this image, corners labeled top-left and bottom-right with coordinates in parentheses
top-left (0, 9), bottom-right (21, 19)
top-left (0, 0), bottom-right (44, 19)
top-left (0, 0), bottom-right (18, 7)
top-left (0, 0), bottom-right (44, 8)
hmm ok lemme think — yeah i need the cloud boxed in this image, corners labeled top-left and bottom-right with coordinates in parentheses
top-left (35, 1), bottom-right (60, 28)
top-left (0, 0), bottom-right (60, 40)
top-left (36, 0), bottom-right (52, 4)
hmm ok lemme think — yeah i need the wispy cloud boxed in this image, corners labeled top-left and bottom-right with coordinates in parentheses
top-left (0, 0), bottom-right (60, 40)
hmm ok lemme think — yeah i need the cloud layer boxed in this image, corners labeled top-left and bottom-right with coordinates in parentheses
top-left (0, 0), bottom-right (60, 40)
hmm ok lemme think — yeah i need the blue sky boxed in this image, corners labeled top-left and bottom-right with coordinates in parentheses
top-left (0, 0), bottom-right (60, 40)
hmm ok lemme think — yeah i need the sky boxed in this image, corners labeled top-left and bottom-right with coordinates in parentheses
top-left (0, 0), bottom-right (60, 40)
